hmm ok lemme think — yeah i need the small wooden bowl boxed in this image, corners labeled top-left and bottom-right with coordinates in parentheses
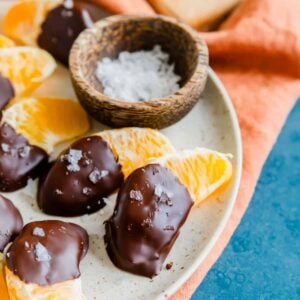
top-left (69, 15), bottom-right (208, 128)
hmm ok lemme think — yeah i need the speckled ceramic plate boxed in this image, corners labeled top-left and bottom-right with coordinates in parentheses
top-left (0, 2), bottom-right (242, 299)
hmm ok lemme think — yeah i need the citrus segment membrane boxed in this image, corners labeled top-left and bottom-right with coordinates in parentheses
top-left (1, 97), bottom-right (90, 153)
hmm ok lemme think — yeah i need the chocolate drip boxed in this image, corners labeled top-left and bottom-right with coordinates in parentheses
top-left (105, 164), bottom-right (193, 277)
top-left (38, 136), bottom-right (124, 217)
top-left (0, 123), bottom-right (48, 192)
top-left (0, 73), bottom-right (14, 112)
top-left (6, 220), bottom-right (88, 286)
top-left (0, 195), bottom-right (23, 252)
top-left (37, 1), bottom-right (95, 66)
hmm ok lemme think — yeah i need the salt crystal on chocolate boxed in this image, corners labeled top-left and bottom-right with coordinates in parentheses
top-left (82, 187), bottom-right (92, 195)
top-left (129, 190), bottom-right (143, 201)
top-left (32, 227), bottom-right (46, 237)
top-left (34, 242), bottom-right (51, 262)
top-left (154, 184), bottom-right (172, 199)
top-left (154, 184), bottom-right (163, 197)
top-left (1, 143), bottom-right (10, 153)
top-left (64, 0), bottom-right (74, 9)
top-left (61, 149), bottom-right (82, 172)
top-left (19, 146), bottom-right (31, 158)
top-left (55, 189), bottom-right (63, 195)
top-left (89, 169), bottom-right (109, 184)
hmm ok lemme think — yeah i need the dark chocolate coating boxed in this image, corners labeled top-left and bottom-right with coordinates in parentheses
top-left (0, 73), bottom-right (14, 112)
top-left (0, 123), bottom-right (48, 192)
top-left (6, 220), bottom-right (88, 286)
top-left (37, 2), bottom-right (94, 66)
top-left (0, 195), bottom-right (23, 252)
top-left (104, 164), bottom-right (193, 278)
top-left (38, 136), bottom-right (124, 217)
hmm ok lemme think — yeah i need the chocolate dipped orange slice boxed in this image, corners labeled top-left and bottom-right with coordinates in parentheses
top-left (3, 0), bottom-right (107, 66)
top-left (5, 220), bottom-right (88, 300)
top-left (38, 135), bottom-right (124, 216)
top-left (104, 148), bottom-right (233, 277)
top-left (0, 97), bottom-right (90, 192)
top-left (105, 164), bottom-right (193, 277)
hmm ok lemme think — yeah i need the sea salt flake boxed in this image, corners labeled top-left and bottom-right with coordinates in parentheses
top-left (154, 184), bottom-right (172, 200)
top-left (55, 189), bottom-right (63, 195)
top-left (1, 143), bottom-right (10, 153)
top-left (64, 0), bottom-right (74, 9)
top-left (141, 218), bottom-right (152, 228)
top-left (24, 241), bottom-right (30, 248)
top-left (19, 146), bottom-right (31, 158)
top-left (129, 190), bottom-right (143, 201)
top-left (61, 149), bottom-right (82, 172)
top-left (82, 187), bottom-right (92, 195)
top-left (32, 227), bottom-right (45, 237)
top-left (34, 243), bottom-right (51, 262)
top-left (95, 45), bottom-right (181, 102)
top-left (82, 158), bottom-right (92, 166)
top-left (101, 170), bottom-right (109, 177)
top-left (89, 169), bottom-right (109, 184)
top-left (154, 184), bottom-right (163, 197)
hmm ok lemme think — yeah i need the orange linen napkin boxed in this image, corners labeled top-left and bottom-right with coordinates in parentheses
top-left (91, 0), bottom-right (300, 298)
top-left (89, 0), bottom-right (155, 15)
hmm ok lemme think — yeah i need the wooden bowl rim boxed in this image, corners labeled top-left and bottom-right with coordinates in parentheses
top-left (69, 15), bottom-right (208, 109)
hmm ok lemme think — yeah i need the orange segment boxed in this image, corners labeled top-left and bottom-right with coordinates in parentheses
top-left (152, 148), bottom-right (233, 204)
top-left (5, 267), bottom-right (86, 300)
top-left (97, 128), bottom-right (175, 177)
top-left (0, 35), bottom-right (15, 48)
top-left (0, 47), bottom-right (56, 95)
top-left (1, 97), bottom-right (90, 153)
top-left (0, 255), bottom-right (9, 300)
top-left (3, 0), bottom-right (63, 46)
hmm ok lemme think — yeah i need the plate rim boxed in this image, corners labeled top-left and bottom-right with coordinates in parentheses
top-left (0, 1), bottom-right (242, 295)
top-left (159, 67), bottom-right (243, 299)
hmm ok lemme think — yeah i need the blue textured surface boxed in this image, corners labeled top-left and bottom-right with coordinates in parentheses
top-left (192, 100), bottom-right (300, 300)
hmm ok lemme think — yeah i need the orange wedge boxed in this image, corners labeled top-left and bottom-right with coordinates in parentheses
top-left (3, 0), bottom-right (63, 46)
top-left (151, 148), bottom-right (233, 205)
top-left (0, 255), bottom-right (9, 300)
top-left (1, 97), bottom-right (90, 153)
top-left (0, 35), bottom-right (15, 48)
top-left (97, 128), bottom-right (175, 177)
top-left (5, 267), bottom-right (86, 300)
top-left (0, 47), bottom-right (56, 96)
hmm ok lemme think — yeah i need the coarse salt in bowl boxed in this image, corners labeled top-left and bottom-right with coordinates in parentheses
top-left (95, 45), bottom-right (181, 102)
top-left (70, 15), bottom-right (208, 129)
